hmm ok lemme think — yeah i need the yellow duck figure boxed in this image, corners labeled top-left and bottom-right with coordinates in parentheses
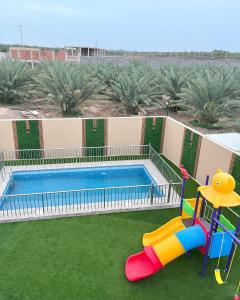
top-left (198, 169), bottom-right (240, 208)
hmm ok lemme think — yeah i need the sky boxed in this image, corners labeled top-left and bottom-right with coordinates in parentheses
top-left (0, 0), bottom-right (240, 52)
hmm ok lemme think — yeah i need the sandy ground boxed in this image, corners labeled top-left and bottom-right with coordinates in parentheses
top-left (0, 96), bottom-right (235, 134)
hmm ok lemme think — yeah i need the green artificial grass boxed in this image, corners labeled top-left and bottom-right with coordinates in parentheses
top-left (16, 120), bottom-right (41, 159)
top-left (181, 129), bottom-right (200, 177)
top-left (0, 210), bottom-right (238, 300)
top-left (144, 117), bottom-right (164, 152)
top-left (85, 119), bottom-right (105, 156)
top-left (231, 155), bottom-right (240, 194)
top-left (16, 120), bottom-right (41, 152)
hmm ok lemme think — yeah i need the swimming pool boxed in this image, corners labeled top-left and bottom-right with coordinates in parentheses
top-left (1, 165), bottom-right (162, 211)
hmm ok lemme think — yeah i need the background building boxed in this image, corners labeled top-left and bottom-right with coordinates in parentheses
top-left (65, 46), bottom-right (105, 63)
top-left (9, 46), bottom-right (105, 64)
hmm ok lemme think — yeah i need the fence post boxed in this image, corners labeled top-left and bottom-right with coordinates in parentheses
top-left (150, 183), bottom-right (154, 205)
top-left (167, 184), bottom-right (172, 203)
top-left (41, 194), bottom-right (45, 214)
top-left (103, 189), bottom-right (105, 209)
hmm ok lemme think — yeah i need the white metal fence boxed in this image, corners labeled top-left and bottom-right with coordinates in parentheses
top-left (2, 144), bottom-right (150, 163)
top-left (0, 145), bottom-right (182, 221)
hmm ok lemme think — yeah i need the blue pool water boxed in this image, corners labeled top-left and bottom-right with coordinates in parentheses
top-left (1, 165), bottom-right (162, 211)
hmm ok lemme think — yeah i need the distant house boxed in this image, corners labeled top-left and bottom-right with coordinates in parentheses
top-left (9, 47), bottom-right (66, 64)
top-left (65, 46), bottom-right (105, 63)
top-left (9, 46), bottom-right (105, 64)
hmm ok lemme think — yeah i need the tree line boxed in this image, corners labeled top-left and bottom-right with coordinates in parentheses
top-left (0, 59), bottom-right (239, 129)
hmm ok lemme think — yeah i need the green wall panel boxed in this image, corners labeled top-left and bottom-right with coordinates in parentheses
top-left (143, 117), bottom-right (164, 152)
top-left (85, 119), bottom-right (105, 156)
top-left (16, 120), bottom-right (41, 159)
top-left (181, 128), bottom-right (200, 177)
top-left (16, 120), bottom-right (40, 150)
top-left (231, 155), bottom-right (240, 194)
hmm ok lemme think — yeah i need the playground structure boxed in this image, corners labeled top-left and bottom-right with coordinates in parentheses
top-left (125, 168), bottom-right (240, 296)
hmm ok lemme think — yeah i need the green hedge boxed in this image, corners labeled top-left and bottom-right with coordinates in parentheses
top-left (16, 120), bottom-right (41, 158)
top-left (85, 119), bottom-right (105, 156)
top-left (143, 117), bottom-right (164, 152)
top-left (181, 129), bottom-right (200, 177)
top-left (231, 155), bottom-right (240, 194)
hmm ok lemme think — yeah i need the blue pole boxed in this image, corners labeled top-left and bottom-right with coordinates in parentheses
top-left (201, 207), bottom-right (221, 277)
top-left (179, 177), bottom-right (186, 216)
top-left (200, 175), bottom-right (209, 218)
top-left (225, 218), bottom-right (240, 272)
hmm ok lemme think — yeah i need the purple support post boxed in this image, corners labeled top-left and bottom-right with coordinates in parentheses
top-left (201, 207), bottom-right (221, 277)
top-left (179, 177), bottom-right (186, 216)
top-left (200, 175), bottom-right (209, 218)
top-left (225, 218), bottom-right (240, 272)
top-left (214, 207), bottom-right (221, 233)
top-left (192, 191), bottom-right (200, 226)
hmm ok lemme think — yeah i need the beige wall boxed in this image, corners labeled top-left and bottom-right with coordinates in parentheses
top-left (196, 137), bottom-right (233, 184)
top-left (42, 119), bottom-right (83, 149)
top-left (107, 117), bottom-right (143, 154)
top-left (0, 117), bottom-right (236, 181)
top-left (0, 121), bottom-right (15, 151)
top-left (162, 117), bottom-right (185, 165)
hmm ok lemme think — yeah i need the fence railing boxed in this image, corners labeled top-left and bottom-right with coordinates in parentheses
top-left (149, 146), bottom-right (182, 184)
top-left (0, 144), bottom-right (182, 220)
top-left (2, 144), bottom-right (150, 166)
top-left (0, 182), bottom-right (182, 219)
top-left (1, 144), bottom-right (181, 184)
top-left (0, 150), bottom-right (12, 182)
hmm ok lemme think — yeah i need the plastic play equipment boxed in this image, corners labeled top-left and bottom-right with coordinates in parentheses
top-left (125, 225), bottom-right (206, 281)
top-left (125, 168), bottom-right (240, 287)
top-left (179, 163), bottom-right (189, 179)
top-left (142, 216), bottom-right (185, 246)
top-left (234, 280), bottom-right (240, 300)
top-left (126, 224), bottom-right (206, 281)
top-left (214, 233), bottom-right (237, 284)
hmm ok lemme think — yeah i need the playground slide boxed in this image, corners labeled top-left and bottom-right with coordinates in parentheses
top-left (125, 224), bottom-right (206, 281)
top-left (143, 216), bottom-right (185, 246)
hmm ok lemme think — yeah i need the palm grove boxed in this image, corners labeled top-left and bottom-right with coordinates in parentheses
top-left (0, 59), bottom-right (240, 128)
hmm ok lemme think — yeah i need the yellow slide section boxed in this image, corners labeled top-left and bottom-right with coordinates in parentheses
top-left (153, 234), bottom-right (185, 265)
top-left (143, 216), bottom-right (185, 247)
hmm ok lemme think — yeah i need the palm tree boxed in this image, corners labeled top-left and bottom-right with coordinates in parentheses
top-left (34, 61), bottom-right (99, 116)
top-left (111, 62), bottom-right (158, 114)
top-left (157, 64), bottom-right (190, 111)
top-left (96, 63), bottom-right (122, 88)
top-left (179, 66), bottom-right (240, 126)
top-left (0, 59), bottom-right (32, 104)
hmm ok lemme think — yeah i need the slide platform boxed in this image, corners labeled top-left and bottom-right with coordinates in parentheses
top-left (125, 222), bottom-right (206, 281)
top-left (143, 216), bottom-right (185, 246)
